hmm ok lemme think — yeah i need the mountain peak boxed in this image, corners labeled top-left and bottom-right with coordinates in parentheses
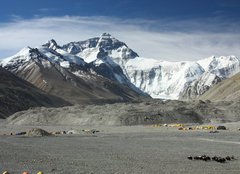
top-left (100, 32), bottom-right (112, 38)
top-left (96, 33), bottom-right (117, 48)
top-left (42, 39), bottom-right (60, 50)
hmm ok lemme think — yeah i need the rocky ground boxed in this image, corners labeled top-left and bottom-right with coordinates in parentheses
top-left (5, 99), bottom-right (240, 126)
top-left (0, 122), bottom-right (239, 174)
top-left (1, 99), bottom-right (240, 174)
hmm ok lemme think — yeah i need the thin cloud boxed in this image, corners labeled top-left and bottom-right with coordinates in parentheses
top-left (38, 8), bottom-right (57, 12)
top-left (0, 16), bottom-right (239, 61)
top-left (7, 14), bottom-right (24, 22)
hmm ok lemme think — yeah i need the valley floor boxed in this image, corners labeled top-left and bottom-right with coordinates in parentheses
top-left (0, 123), bottom-right (240, 174)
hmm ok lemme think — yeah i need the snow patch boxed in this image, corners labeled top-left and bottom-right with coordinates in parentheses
top-left (78, 48), bottom-right (99, 63)
top-left (0, 47), bottom-right (31, 67)
top-left (60, 61), bottom-right (70, 68)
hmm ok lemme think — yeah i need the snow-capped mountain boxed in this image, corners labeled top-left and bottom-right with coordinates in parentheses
top-left (178, 56), bottom-right (240, 99)
top-left (1, 33), bottom-right (240, 100)
top-left (0, 41), bottom-right (149, 104)
top-left (41, 37), bottom-right (142, 92)
top-left (197, 55), bottom-right (240, 78)
top-left (124, 58), bottom-right (205, 99)
top-left (62, 33), bottom-right (240, 100)
top-left (179, 72), bottom-right (221, 100)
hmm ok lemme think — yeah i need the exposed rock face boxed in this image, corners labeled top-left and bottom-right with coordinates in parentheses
top-left (1, 43), bottom-right (148, 105)
top-left (0, 67), bottom-right (70, 118)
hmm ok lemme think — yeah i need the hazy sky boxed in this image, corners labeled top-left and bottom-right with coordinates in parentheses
top-left (0, 0), bottom-right (240, 61)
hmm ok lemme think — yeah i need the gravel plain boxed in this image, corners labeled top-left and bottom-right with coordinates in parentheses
top-left (0, 122), bottom-right (240, 174)
top-left (1, 99), bottom-right (240, 174)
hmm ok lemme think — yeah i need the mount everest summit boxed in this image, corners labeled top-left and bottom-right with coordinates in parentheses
top-left (1, 33), bottom-right (240, 101)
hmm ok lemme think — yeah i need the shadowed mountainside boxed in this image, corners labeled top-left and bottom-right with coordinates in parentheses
top-left (2, 47), bottom-right (149, 105)
top-left (0, 67), bottom-right (70, 118)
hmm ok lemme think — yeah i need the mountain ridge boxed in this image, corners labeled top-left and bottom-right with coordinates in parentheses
top-left (1, 44), bottom-right (148, 104)
top-left (1, 33), bottom-right (239, 100)
top-left (61, 33), bottom-right (240, 100)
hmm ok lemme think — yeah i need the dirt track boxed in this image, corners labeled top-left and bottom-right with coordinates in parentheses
top-left (0, 124), bottom-right (239, 174)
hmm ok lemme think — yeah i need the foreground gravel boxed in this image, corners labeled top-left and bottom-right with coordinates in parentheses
top-left (0, 125), bottom-right (240, 174)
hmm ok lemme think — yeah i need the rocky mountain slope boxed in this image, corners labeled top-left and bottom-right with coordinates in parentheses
top-left (1, 33), bottom-right (239, 100)
top-left (199, 72), bottom-right (240, 101)
top-left (0, 67), bottom-right (69, 118)
top-left (0, 46), bottom-right (147, 104)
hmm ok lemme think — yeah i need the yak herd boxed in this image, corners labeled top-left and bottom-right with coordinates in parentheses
top-left (188, 155), bottom-right (235, 163)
